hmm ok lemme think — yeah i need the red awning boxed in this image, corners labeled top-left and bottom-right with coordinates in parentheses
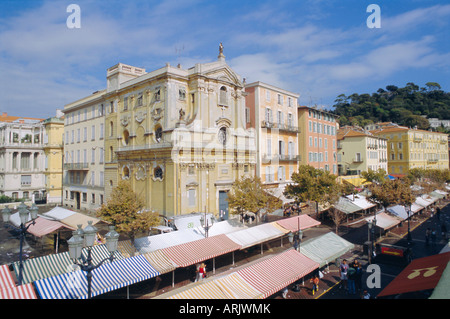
top-left (236, 249), bottom-right (319, 299)
top-left (0, 265), bottom-right (15, 291)
top-left (377, 252), bottom-right (450, 297)
top-left (160, 234), bottom-right (241, 268)
top-left (0, 283), bottom-right (37, 299)
top-left (275, 214), bottom-right (321, 232)
top-left (25, 216), bottom-right (75, 237)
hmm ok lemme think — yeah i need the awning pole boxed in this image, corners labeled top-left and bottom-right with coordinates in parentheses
top-left (127, 286), bottom-right (129, 299)
top-left (172, 270), bottom-right (175, 287)
top-left (213, 258), bottom-right (216, 274)
top-left (232, 251), bottom-right (235, 265)
top-left (261, 243), bottom-right (263, 255)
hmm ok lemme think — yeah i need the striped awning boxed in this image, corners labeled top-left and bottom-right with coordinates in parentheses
top-left (214, 273), bottom-right (263, 299)
top-left (0, 265), bottom-right (15, 290)
top-left (81, 244), bottom-right (125, 265)
top-left (168, 281), bottom-right (229, 299)
top-left (12, 252), bottom-right (73, 284)
top-left (34, 255), bottom-right (160, 299)
top-left (161, 234), bottom-right (241, 268)
top-left (0, 283), bottom-right (37, 299)
top-left (117, 240), bottom-right (136, 258)
top-left (142, 250), bottom-right (177, 274)
top-left (236, 249), bottom-right (319, 299)
top-left (25, 216), bottom-right (75, 237)
top-left (275, 214), bottom-right (321, 233)
top-left (226, 223), bottom-right (286, 249)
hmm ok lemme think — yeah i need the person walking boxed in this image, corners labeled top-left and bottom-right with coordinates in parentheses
top-left (339, 259), bottom-right (349, 290)
top-left (351, 259), bottom-right (363, 292)
top-left (310, 275), bottom-right (320, 296)
top-left (347, 266), bottom-right (356, 295)
top-left (198, 263), bottom-right (206, 281)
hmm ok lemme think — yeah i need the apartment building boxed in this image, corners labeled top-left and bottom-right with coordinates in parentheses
top-left (244, 82), bottom-right (300, 188)
top-left (62, 91), bottom-right (106, 211)
top-left (0, 113), bottom-right (46, 201)
top-left (297, 106), bottom-right (339, 174)
top-left (337, 126), bottom-right (388, 176)
top-left (370, 123), bottom-right (449, 175)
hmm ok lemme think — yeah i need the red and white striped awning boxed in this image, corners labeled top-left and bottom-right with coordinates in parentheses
top-left (0, 265), bottom-right (15, 291)
top-left (26, 216), bottom-right (75, 237)
top-left (236, 249), bottom-right (319, 299)
top-left (0, 265), bottom-right (37, 299)
top-left (161, 234), bottom-right (241, 268)
top-left (275, 214), bottom-right (321, 232)
top-left (0, 283), bottom-right (37, 299)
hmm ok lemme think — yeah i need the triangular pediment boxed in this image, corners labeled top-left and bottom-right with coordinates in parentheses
top-left (199, 61), bottom-right (243, 87)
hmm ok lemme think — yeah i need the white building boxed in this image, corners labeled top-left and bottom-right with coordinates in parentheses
top-left (0, 114), bottom-right (46, 201)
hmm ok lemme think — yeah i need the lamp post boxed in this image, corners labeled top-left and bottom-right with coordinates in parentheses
top-left (200, 209), bottom-right (214, 238)
top-left (407, 205), bottom-right (412, 245)
top-left (67, 221), bottom-right (119, 299)
top-left (367, 217), bottom-right (377, 264)
top-left (2, 203), bottom-right (39, 285)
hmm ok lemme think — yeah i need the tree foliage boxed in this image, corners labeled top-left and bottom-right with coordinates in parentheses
top-left (284, 165), bottom-right (340, 208)
top-left (332, 82), bottom-right (450, 131)
top-left (227, 176), bottom-right (281, 222)
top-left (96, 180), bottom-right (160, 243)
top-left (360, 168), bottom-right (387, 184)
top-left (368, 179), bottom-right (415, 211)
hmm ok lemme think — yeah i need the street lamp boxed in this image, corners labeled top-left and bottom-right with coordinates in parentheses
top-left (2, 203), bottom-right (39, 285)
top-left (407, 206), bottom-right (412, 245)
top-left (67, 221), bottom-right (119, 299)
top-left (367, 218), bottom-right (377, 264)
top-left (200, 210), bottom-right (214, 238)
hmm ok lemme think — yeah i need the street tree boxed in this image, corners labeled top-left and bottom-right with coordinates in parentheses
top-left (284, 165), bottom-right (340, 217)
top-left (97, 180), bottom-right (160, 243)
top-left (360, 168), bottom-right (387, 184)
top-left (368, 179), bottom-right (415, 212)
top-left (227, 176), bottom-right (281, 223)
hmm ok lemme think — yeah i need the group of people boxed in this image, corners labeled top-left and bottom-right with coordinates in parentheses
top-left (339, 258), bottom-right (369, 298)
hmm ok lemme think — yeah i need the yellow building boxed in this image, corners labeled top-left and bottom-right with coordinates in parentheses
top-left (43, 114), bottom-right (64, 204)
top-left (370, 123), bottom-right (449, 175)
top-left (337, 126), bottom-right (388, 176)
top-left (101, 46), bottom-right (255, 218)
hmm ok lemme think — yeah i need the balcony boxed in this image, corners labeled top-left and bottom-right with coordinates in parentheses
top-left (352, 157), bottom-right (363, 163)
top-left (261, 121), bottom-right (299, 133)
top-left (64, 163), bottom-right (89, 170)
top-left (262, 154), bottom-right (301, 162)
top-left (427, 158), bottom-right (439, 163)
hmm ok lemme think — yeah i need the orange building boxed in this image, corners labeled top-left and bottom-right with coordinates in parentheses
top-left (297, 106), bottom-right (339, 174)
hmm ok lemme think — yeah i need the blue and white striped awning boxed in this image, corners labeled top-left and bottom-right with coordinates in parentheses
top-left (34, 255), bottom-right (159, 299)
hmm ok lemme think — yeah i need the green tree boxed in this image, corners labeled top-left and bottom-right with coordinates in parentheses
top-left (284, 165), bottom-right (340, 217)
top-left (368, 179), bottom-right (415, 212)
top-left (97, 180), bottom-right (160, 243)
top-left (227, 176), bottom-right (281, 223)
top-left (360, 168), bottom-right (387, 184)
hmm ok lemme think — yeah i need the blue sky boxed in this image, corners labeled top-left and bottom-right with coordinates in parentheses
top-left (0, 0), bottom-right (449, 119)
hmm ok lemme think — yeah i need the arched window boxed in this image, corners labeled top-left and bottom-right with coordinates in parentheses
top-left (219, 86), bottom-right (227, 105)
top-left (155, 125), bottom-right (162, 143)
top-left (154, 166), bottom-right (163, 180)
top-left (122, 130), bottom-right (130, 146)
